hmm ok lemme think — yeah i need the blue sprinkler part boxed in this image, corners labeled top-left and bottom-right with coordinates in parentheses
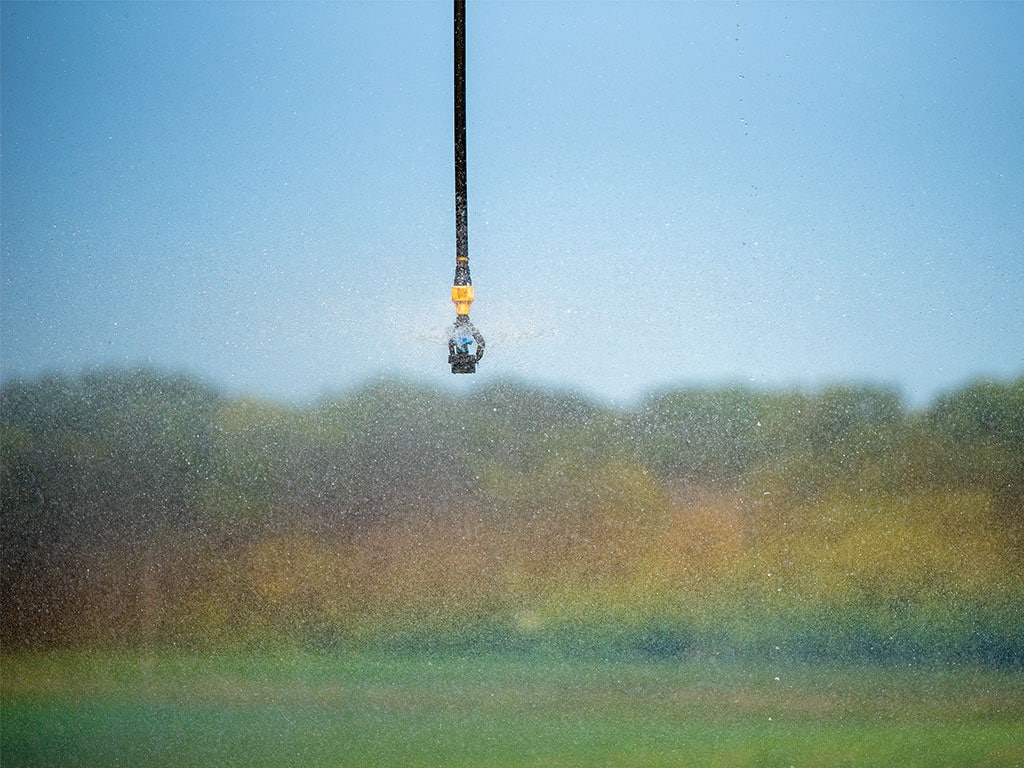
top-left (448, 314), bottom-right (485, 374)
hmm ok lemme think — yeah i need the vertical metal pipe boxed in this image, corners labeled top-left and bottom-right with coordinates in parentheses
top-left (453, 0), bottom-right (470, 287)
top-left (448, 0), bottom-right (483, 373)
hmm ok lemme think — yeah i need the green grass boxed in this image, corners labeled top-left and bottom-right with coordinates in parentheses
top-left (3, 650), bottom-right (1022, 767)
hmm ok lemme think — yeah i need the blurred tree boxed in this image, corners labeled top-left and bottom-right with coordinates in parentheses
top-left (633, 386), bottom-right (769, 487)
top-left (304, 380), bottom-right (472, 530)
top-left (925, 378), bottom-right (1024, 537)
top-left (1, 368), bottom-right (222, 645)
top-left (480, 452), bottom-right (668, 605)
top-left (3, 368), bottom-right (1021, 652)
top-left (749, 384), bottom-right (907, 509)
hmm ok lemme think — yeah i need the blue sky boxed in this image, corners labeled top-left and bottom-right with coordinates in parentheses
top-left (2, 1), bottom-right (1022, 406)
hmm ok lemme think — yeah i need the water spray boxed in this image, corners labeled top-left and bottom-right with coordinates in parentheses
top-left (448, 0), bottom-right (485, 374)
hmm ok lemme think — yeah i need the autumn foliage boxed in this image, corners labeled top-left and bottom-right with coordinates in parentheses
top-left (2, 370), bottom-right (1022, 662)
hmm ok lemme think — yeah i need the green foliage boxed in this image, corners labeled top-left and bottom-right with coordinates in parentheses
top-left (633, 384), bottom-right (907, 496)
top-left (926, 378), bottom-right (1024, 520)
top-left (634, 386), bottom-right (772, 485)
top-left (928, 378), bottom-right (1024, 448)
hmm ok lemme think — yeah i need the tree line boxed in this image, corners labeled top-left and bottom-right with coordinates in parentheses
top-left (2, 368), bottom-right (1022, 659)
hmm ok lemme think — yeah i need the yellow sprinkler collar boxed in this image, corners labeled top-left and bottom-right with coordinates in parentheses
top-left (451, 284), bottom-right (474, 315)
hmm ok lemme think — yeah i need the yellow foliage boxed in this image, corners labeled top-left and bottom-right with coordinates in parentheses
top-left (747, 491), bottom-right (1019, 605)
top-left (356, 517), bottom-right (505, 618)
top-left (204, 488), bottom-right (1020, 636)
top-left (655, 490), bottom-right (748, 580)
top-left (246, 535), bottom-right (365, 620)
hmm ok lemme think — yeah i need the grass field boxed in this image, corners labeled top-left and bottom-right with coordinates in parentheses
top-left (2, 650), bottom-right (1023, 767)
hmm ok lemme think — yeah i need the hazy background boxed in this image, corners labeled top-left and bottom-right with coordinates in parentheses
top-left (3, 1), bottom-right (1022, 404)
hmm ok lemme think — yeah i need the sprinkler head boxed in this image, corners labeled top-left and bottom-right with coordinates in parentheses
top-left (448, 315), bottom-right (485, 374)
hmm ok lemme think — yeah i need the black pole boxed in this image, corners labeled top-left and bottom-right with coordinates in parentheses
top-left (453, 0), bottom-right (470, 287)
top-left (448, 0), bottom-right (483, 373)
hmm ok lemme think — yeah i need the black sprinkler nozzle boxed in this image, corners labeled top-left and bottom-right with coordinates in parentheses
top-left (448, 315), bottom-right (485, 374)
